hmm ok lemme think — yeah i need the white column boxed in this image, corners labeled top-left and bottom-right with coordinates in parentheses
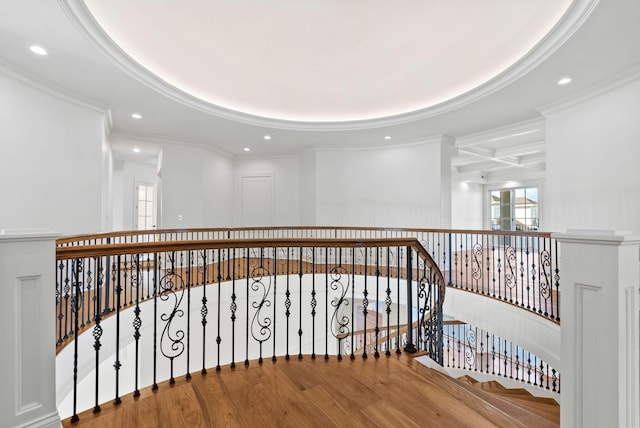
top-left (0, 230), bottom-right (61, 428)
top-left (439, 136), bottom-right (454, 229)
top-left (554, 230), bottom-right (640, 428)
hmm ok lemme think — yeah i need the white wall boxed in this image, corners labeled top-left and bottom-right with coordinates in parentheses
top-left (451, 177), bottom-right (484, 229)
top-left (443, 288), bottom-right (560, 369)
top-left (543, 76), bottom-right (640, 234)
top-left (161, 143), bottom-right (233, 228)
top-left (202, 149), bottom-right (234, 227)
top-left (234, 155), bottom-right (301, 226)
top-left (299, 150), bottom-right (316, 225)
top-left (0, 72), bottom-right (106, 235)
top-left (314, 140), bottom-right (452, 228)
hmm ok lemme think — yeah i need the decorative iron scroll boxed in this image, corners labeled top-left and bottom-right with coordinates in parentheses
top-left (250, 264), bottom-right (273, 357)
top-left (465, 328), bottom-right (476, 368)
top-left (539, 249), bottom-right (552, 299)
top-left (504, 246), bottom-right (517, 289)
top-left (158, 255), bottom-right (186, 365)
top-left (70, 259), bottom-right (84, 328)
top-left (330, 265), bottom-right (351, 356)
top-left (131, 255), bottom-right (142, 341)
top-left (418, 270), bottom-right (443, 365)
top-left (472, 243), bottom-right (483, 282)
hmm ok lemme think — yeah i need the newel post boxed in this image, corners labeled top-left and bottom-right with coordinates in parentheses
top-left (554, 230), bottom-right (639, 428)
top-left (0, 230), bottom-right (61, 428)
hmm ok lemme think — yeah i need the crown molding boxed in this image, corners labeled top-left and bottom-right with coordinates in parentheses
top-left (536, 62), bottom-right (640, 116)
top-left (59, 0), bottom-right (598, 132)
top-left (0, 57), bottom-right (108, 115)
top-left (233, 152), bottom-right (301, 162)
top-left (109, 131), bottom-right (233, 159)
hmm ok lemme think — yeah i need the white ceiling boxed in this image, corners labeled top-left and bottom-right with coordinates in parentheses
top-left (83, 0), bottom-right (571, 122)
top-left (1, 0), bottom-right (640, 180)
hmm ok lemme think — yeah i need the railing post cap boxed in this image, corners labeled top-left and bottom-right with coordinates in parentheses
top-left (552, 229), bottom-right (640, 245)
top-left (0, 228), bottom-right (61, 242)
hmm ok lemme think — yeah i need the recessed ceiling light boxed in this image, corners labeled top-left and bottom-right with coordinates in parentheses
top-left (29, 45), bottom-right (47, 56)
top-left (384, 135), bottom-right (392, 140)
top-left (131, 113), bottom-right (143, 119)
top-left (263, 135), bottom-right (271, 140)
top-left (244, 147), bottom-right (251, 152)
top-left (557, 77), bottom-right (572, 85)
top-left (133, 147), bottom-right (141, 153)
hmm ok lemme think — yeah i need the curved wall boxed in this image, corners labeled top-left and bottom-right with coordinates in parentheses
top-left (443, 287), bottom-right (560, 368)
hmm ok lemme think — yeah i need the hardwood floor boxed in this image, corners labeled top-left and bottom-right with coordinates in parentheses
top-left (62, 353), bottom-right (558, 428)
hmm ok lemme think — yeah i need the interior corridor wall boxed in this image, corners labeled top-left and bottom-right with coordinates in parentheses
top-left (161, 144), bottom-right (233, 228)
top-left (543, 76), bottom-right (640, 234)
top-left (314, 141), bottom-right (451, 228)
top-left (0, 72), bottom-right (105, 235)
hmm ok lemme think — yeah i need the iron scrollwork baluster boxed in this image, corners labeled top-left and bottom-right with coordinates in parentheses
top-left (250, 257), bottom-right (273, 365)
top-left (465, 327), bottom-right (476, 370)
top-left (92, 258), bottom-right (104, 414)
top-left (131, 254), bottom-right (142, 397)
top-left (330, 265), bottom-right (351, 360)
top-left (504, 246), bottom-right (517, 303)
top-left (471, 243), bottom-right (482, 292)
top-left (199, 250), bottom-right (208, 374)
top-left (539, 249), bottom-right (552, 315)
top-left (159, 252), bottom-right (186, 384)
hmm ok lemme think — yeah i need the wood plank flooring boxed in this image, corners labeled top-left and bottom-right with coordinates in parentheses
top-left (62, 353), bottom-right (558, 428)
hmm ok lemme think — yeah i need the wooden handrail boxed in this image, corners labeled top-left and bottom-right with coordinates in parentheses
top-left (57, 237), bottom-right (429, 261)
top-left (56, 226), bottom-right (553, 245)
top-left (55, 236), bottom-right (445, 303)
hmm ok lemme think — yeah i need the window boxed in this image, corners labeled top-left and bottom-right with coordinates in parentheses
top-left (135, 183), bottom-right (155, 230)
top-left (490, 187), bottom-right (539, 231)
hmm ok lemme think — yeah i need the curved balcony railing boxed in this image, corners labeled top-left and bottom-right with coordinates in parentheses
top-left (55, 235), bottom-right (446, 422)
top-left (58, 227), bottom-right (560, 322)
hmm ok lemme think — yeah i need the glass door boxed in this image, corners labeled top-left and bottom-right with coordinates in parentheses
top-left (490, 187), bottom-right (538, 231)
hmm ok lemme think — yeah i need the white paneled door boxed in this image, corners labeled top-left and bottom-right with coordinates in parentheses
top-left (240, 174), bottom-right (274, 227)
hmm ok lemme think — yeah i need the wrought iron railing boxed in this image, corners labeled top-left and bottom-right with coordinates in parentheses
top-left (443, 322), bottom-right (560, 394)
top-left (57, 227), bottom-right (560, 322)
top-left (55, 237), bottom-right (445, 422)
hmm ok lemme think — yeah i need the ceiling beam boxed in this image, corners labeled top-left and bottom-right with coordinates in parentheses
top-left (493, 141), bottom-right (546, 158)
top-left (455, 118), bottom-right (545, 148)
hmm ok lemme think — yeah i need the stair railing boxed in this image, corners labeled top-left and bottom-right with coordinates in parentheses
top-left (443, 321), bottom-right (560, 394)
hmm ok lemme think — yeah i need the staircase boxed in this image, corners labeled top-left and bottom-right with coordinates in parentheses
top-left (455, 374), bottom-right (559, 426)
top-left (403, 354), bottom-right (559, 427)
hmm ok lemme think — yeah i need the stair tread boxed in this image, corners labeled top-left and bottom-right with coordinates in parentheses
top-left (479, 386), bottom-right (532, 396)
top-left (404, 359), bottom-right (559, 427)
top-left (499, 397), bottom-right (559, 424)
top-left (457, 375), bottom-right (479, 384)
top-left (476, 380), bottom-right (506, 390)
top-left (489, 391), bottom-right (557, 404)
